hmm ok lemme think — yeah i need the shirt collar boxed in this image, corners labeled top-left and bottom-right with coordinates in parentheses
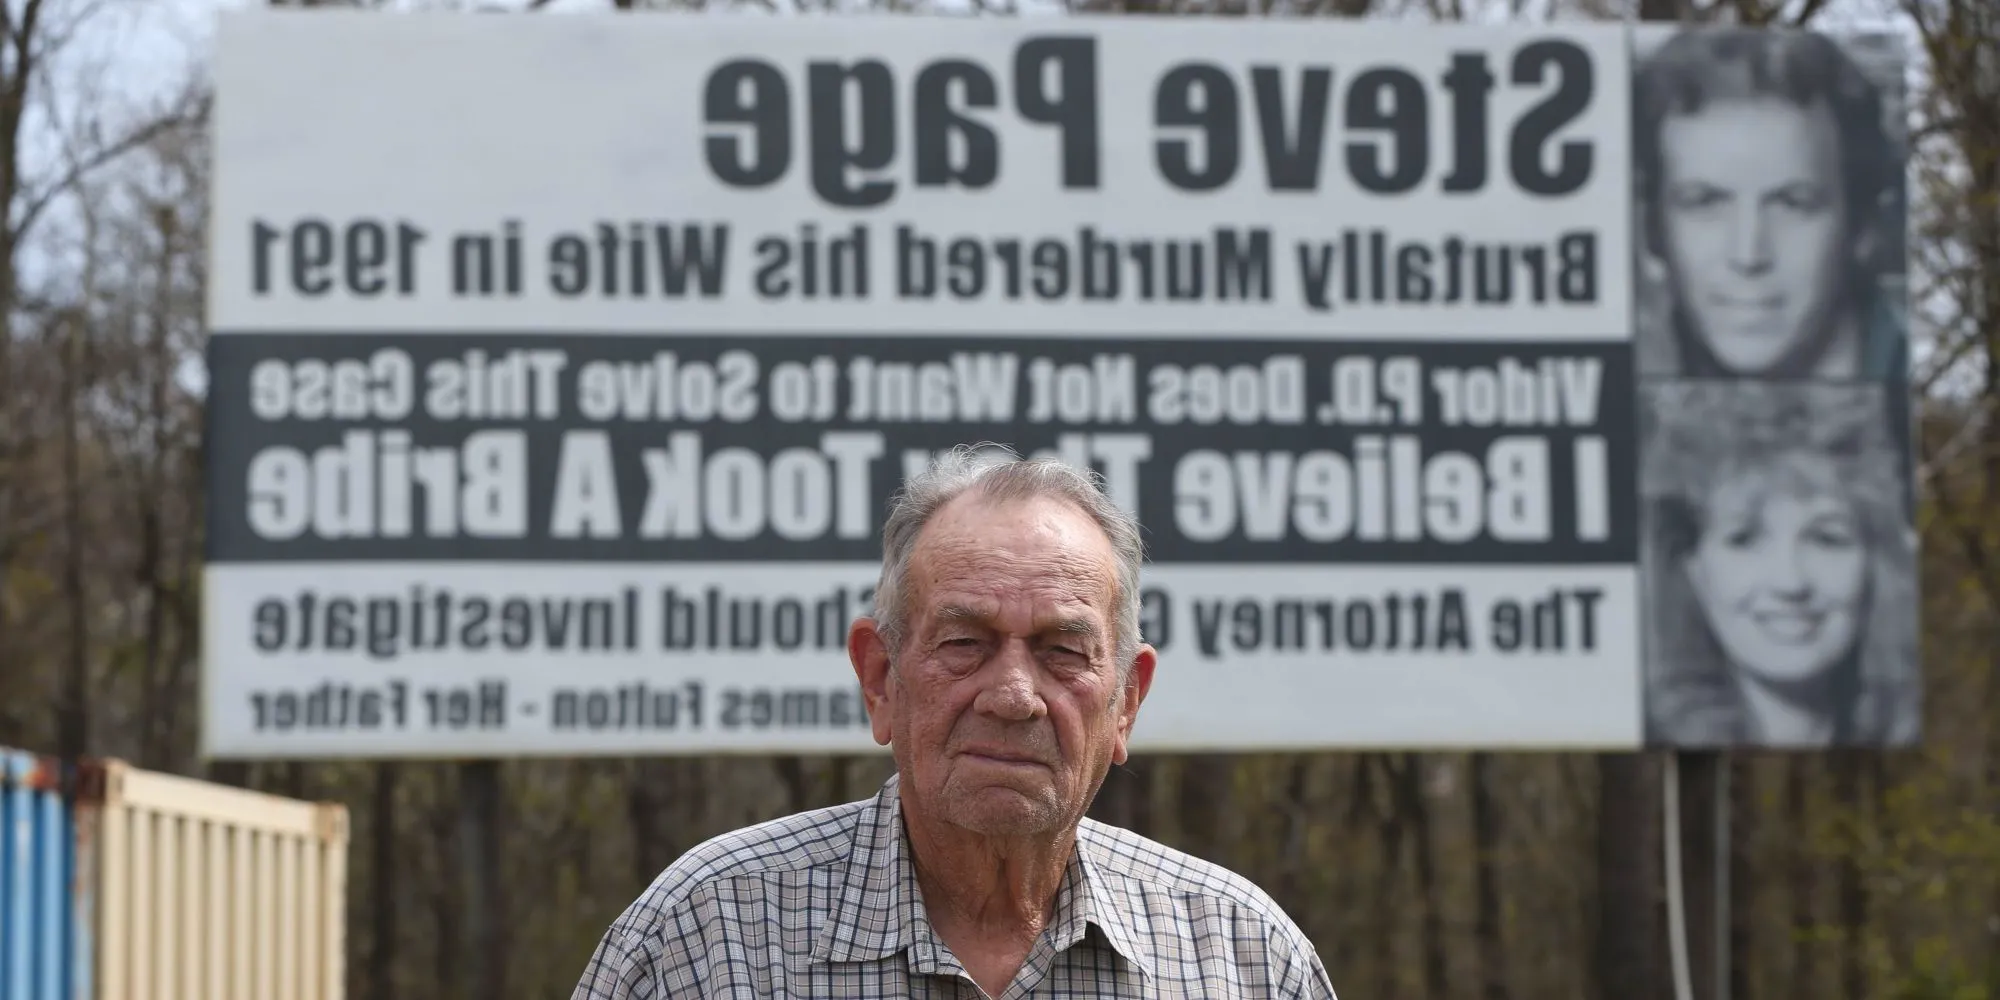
top-left (1062, 831), bottom-right (1157, 980)
top-left (809, 773), bottom-right (1155, 982)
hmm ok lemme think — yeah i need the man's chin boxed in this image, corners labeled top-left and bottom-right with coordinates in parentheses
top-left (942, 786), bottom-right (1064, 837)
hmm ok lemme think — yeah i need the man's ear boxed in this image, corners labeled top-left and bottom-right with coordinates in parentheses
top-left (1111, 644), bottom-right (1158, 767)
top-left (850, 618), bottom-right (895, 747)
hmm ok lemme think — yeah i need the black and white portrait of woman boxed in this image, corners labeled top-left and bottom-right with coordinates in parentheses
top-left (1632, 26), bottom-right (1909, 385)
top-left (1638, 381), bottom-right (1920, 749)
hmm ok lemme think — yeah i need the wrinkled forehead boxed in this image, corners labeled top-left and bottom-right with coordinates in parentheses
top-left (928, 598), bottom-right (1107, 644)
top-left (907, 496), bottom-right (1121, 616)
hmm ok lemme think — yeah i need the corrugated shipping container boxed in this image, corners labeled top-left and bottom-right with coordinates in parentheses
top-left (1, 748), bottom-right (349, 1000)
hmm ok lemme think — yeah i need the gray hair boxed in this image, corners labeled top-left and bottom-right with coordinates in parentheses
top-left (871, 443), bottom-right (1147, 678)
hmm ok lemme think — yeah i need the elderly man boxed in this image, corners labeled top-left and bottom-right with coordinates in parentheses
top-left (571, 446), bottom-right (1337, 999)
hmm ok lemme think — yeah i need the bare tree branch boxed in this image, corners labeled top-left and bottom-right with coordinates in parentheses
top-left (29, 0), bottom-right (111, 66)
top-left (1918, 408), bottom-right (1989, 490)
top-left (5, 0), bottom-right (44, 54)
top-left (10, 99), bottom-right (205, 246)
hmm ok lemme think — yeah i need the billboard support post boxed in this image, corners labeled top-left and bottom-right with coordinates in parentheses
top-left (458, 759), bottom-right (504, 1000)
top-left (1715, 758), bottom-right (1731, 1000)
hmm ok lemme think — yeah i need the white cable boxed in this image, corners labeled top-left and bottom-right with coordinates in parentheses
top-left (1663, 753), bottom-right (1696, 1000)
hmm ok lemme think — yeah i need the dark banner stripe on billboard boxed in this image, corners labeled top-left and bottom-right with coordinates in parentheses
top-left (205, 332), bottom-right (1637, 564)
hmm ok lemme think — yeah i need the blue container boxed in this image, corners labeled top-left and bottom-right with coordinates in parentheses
top-left (0, 748), bottom-right (95, 1000)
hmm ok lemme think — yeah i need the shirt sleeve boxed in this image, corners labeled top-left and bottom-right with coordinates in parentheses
top-left (570, 925), bottom-right (662, 1000)
top-left (573, 879), bottom-right (733, 999)
top-left (1293, 949), bottom-right (1341, 1000)
top-left (1268, 921), bottom-right (1340, 1000)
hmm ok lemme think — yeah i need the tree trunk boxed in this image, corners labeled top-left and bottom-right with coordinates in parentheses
top-left (1470, 752), bottom-right (1510, 1000)
top-left (1275, 757), bottom-right (1313, 929)
top-left (1178, 754), bottom-right (1236, 862)
top-left (774, 756), bottom-right (810, 814)
top-left (459, 761), bottom-right (507, 1000)
top-left (1831, 756), bottom-right (1869, 1000)
top-left (1786, 760), bottom-right (1815, 1000)
top-left (431, 771), bottom-right (460, 999)
top-left (58, 310), bottom-right (90, 770)
top-left (1087, 761), bottom-right (1139, 829)
top-left (629, 759), bottom-right (663, 887)
top-left (1729, 758), bottom-right (1755, 1000)
top-left (1677, 751), bottom-right (1721, 1000)
top-left (371, 763), bottom-right (401, 1000)
top-left (0, 0), bottom-right (48, 719)
top-left (1595, 753), bottom-right (1660, 1000)
top-left (1395, 755), bottom-right (1450, 998)
top-left (136, 206), bottom-right (176, 768)
top-left (1369, 756), bottom-right (1406, 1000)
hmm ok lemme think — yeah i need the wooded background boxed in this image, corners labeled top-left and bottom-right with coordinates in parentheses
top-left (0, 0), bottom-right (1994, 997)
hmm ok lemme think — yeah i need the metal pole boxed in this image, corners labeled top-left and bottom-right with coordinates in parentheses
top-left (1714, 759), bottom-right (1732, 1000)
top-left (1664, 753), bottom-right (1694, 1000)
top-left (461, 759), bottom-right (504, 1000)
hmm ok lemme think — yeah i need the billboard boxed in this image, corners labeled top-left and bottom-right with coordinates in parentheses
top-left (1627, 25), bottom-right (1920, 749)
top-left (200, 11), bottom-right (1915, 759)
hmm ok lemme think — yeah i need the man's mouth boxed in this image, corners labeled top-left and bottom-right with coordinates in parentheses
top-left (960, 747), bottom-right (1046, 766)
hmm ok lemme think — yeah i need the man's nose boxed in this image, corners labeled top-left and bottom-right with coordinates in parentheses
top-left (1728, 203), bottom-right (1774, 276)
top-left (973, 640), bottom-right (1043, 722)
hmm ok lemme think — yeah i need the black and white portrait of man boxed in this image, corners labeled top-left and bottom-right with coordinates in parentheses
top-left (1632, 27), bottom-right (1909, 384)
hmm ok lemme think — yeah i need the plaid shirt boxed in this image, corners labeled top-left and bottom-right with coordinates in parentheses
top-left (571, 773), bottom-right (1338, 999)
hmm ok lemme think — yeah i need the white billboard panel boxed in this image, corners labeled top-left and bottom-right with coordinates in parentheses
top-left (201, 12), bottom-right (1915, 758)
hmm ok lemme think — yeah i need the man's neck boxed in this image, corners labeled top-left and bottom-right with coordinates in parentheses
top-left (903, 810), bottom-right (1075, 937)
